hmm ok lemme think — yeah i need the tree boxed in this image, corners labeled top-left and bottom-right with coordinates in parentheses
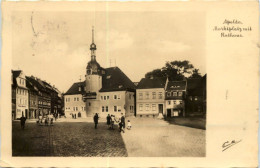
top-left (145, 60), bottom-right (202, 80)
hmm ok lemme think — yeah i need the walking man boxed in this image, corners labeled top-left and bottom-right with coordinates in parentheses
top-left (93, 113), bottom-right (99, 129)
top-left (20, 112), bottom-right (26, 130)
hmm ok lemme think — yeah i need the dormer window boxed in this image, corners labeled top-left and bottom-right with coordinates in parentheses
top-left (106, 75), bottom-right (111, 79)
top-left (118, 85), bottom-right (123, 88)
top-left (79, 87), bottom-right (81, 91)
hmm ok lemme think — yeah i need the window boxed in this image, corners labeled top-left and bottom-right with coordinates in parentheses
top-left (167, 92), bottom-right (171, 97)
top-left (114, 106), bottom-right (117, 112)
top-left (152, 92), bottom-right (156, 99)
top-left (106, 106), bottom-right (108, 112)
top-left (173, 92), bottom-right (177, 96)
top-left (168, 101), bottom-right (171, 105)
top-left (152, 104), bottom-right (156, 111)
top-left (101, 96), bottom-right (103, 100)
top-left (158, 92), bottom-right (163, 99)
top-left (17, 89), bottom-right (19, 94)
top-left (118, 95), bottom-right (121, 99)
top-left (129, 94), bottom-right (131, 99)
top-left (189, 96), bottom-right (192, 101)
top-left (178, 92), bottom-right (183, 96)
top-left (145, 92), bottom-right (149, 99)
top-left (139, 93), bottom-right (143, 100)
top-left (118, 106), bottom-right (121, 112)
top-left (194, 96), bottom-right (198, 101)
top-left (107, 96), bottom-right (109, 100)
top-left (79, 87), bottom-right (81, 91)
top-left (173, 101), bottom-right (176, 104)
top-left (73, 107), bottom-right (75, 111)
top-left (76, 107), bottom-right (78, 111)
top-left (114, 95), bottom-right (117, 99)
top-left (139, 104), bottom-right (143, 111)
top-left (77, 97), bottom-right (79, 101)
top-left (74, 97), bottom-right (76, 101)
top-left (102, 106), bottom-right (105, 112)
top-left (145, 104), bottom-right (150, 111)
top-left (104, 96), bottom-right (107, 100)
top-left (106, 75), bottom-right (111, 79)
top-left (180, 100), bottom-right (183, 104)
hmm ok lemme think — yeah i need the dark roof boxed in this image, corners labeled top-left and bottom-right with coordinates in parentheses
top-left (166, 81), bottom-right (186, 91)
top-left (187, 78), bottom-right (204, 96)
top-left (12, 70), bottom-right (22, 87)
top-left (100, 67), bottom-right (136, 92)
top-left (12, 70), bottom-right (21, 79)
top-left (65, 81), bottom-right (86, 95)
top-left (137, 77), bottom-right (167, 89)
top-left (25, 76), bottom-right (38, 92)
top-left (26, 76), bottom-right (47, 93)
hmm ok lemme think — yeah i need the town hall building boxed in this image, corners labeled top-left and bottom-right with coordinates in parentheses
top-left (65, 28), bottom-right (136, 118)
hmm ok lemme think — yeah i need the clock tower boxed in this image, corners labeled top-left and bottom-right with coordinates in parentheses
top-left (85, 27), bottom-right (102, 117)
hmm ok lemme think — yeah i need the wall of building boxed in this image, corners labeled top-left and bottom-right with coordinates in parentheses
top-left (165, 99), bottom-right (185, 117)
top-left (99, 91), bottom-right (129, 118)
top-left (85, 75), bottom-right (102, 93)
top-left (124, 91), bottom-right (135, 117)
top-left (15, 87), bottom-right (29, 119)
top-left (136, 88), bottom-right (165, 116)
top-left (64, 94), bottom-right (86, 118)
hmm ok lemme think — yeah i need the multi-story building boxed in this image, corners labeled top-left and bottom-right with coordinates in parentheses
top-left (64, 81), bottom-right (86, 118)
top-left (26, 76), bottom-right (51, 117)
top-left (185, 75), bottom-right (206, 116)
top-left (26, 76), bottom-right (39, 119)
top-left (98, 67), bottom-right (136, 118)
top-left (12, 70), bottom-right (29, 119)
top-left (136, 77), bottom-right (167, 117)
top-left (165, 80), bottom-right (187, 117)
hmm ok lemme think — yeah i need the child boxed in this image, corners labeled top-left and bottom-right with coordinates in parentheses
top-left (127, 120), bottom-right (132, 130)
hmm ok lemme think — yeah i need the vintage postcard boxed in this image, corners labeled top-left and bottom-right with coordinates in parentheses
top-left (1, 1), bottom-right (258, 167)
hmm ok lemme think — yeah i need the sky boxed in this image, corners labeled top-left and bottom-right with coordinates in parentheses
top-left (12, 11), bottom-right (206, 93)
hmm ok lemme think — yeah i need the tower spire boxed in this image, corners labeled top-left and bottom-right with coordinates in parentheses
top-left (90, 26), bottom-right (97, 61)
top-left (92, 26), bottom-right (94, 43)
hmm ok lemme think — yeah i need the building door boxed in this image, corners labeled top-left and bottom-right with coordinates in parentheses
top-left (25, 109), bottom-right (28, 119)
top-left (158, 104), bottom-right (163, 114)
top-left (167, 109), bottom-right (171, 117)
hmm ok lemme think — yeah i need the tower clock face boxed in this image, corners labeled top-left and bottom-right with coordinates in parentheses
top-left (87, 69), bottom-right (91, 75)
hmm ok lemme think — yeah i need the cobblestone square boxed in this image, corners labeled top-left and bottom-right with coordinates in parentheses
top-left (12, 118), bottom-right (205, 157)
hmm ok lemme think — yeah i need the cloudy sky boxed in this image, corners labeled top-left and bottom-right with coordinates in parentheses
top-left (12, 11), bottom-right (205, 92)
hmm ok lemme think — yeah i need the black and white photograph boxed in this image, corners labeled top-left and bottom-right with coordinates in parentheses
top-left (1, 1), bottom-right (258, 167)
top-left (11, 10), bottom-right (206, 157)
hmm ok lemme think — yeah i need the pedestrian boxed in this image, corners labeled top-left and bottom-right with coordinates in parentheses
top-left (120, 113), bottom-right (125, 132)
top-left (127, 120), bottom-right (132, 130)
top-left (93, 113), bottom-right (99, 129)
top-left (20, 112), bottom-right (26, 130)
top-left (45, 117), bottom-right (48, 126)
top-left (106, 114), bottom-right (111, 129)
top-left (110, 115), bottom-right (115, 130)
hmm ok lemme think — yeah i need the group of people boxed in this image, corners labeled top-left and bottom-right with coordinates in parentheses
top-left (93, 113), bottom-right (132, 132)
top-left (37, 114), bottom-right (54, 126)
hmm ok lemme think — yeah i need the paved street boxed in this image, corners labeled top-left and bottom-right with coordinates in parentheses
top-left (12, 118), bottom-right (205, 157)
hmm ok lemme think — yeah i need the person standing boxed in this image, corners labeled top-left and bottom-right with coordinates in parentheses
top-left (110, 115), bottom-right (115, 130)
top-left (20, 112), bottom-right (26, 130)
top-left (93, 113), bottom-right (99, 129)
top-left (106, 114), bottom-right (111, 129)
top-left (120, 113), bottom-right (125, 133)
